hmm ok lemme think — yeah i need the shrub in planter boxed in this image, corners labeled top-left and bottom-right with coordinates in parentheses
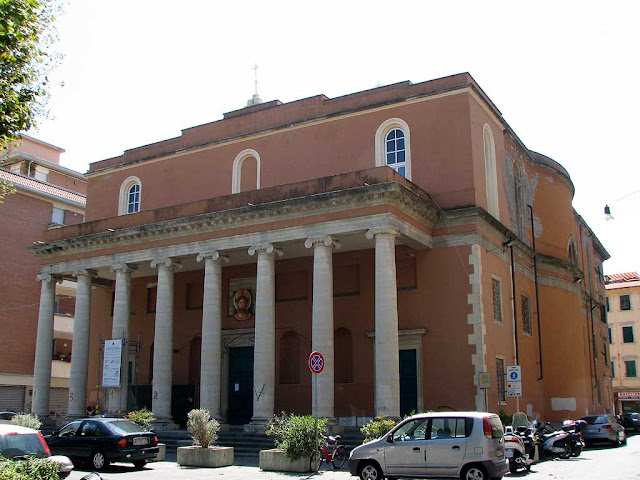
top-left (0, 456), bottom-right (59, 480)
top-left (126, 408), bottom-right (155, 431)
top-left (361, 416), bottom-right (397, 443)
top-left (266, 412), bottom-right (327, 462)
top-left (187, 409), bottom-right (220, 448)
top-left (11, 413), bottom-right (41, 431)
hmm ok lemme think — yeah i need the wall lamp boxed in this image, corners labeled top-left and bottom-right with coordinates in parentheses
top-left (572, 276), bottom-right (583, 284)
top-left (503, 239), bottom-right (514, 247)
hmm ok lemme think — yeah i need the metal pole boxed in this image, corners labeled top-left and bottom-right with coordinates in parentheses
top-left (509, 244), bottom-right (519, 364)
top-left (314, 373), bottom-right (318, 472)
top-left (528, 205), bottom-right (543, 381)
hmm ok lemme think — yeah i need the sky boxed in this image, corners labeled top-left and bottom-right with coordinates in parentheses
top-left (30, 0), bottom-right (640, 274)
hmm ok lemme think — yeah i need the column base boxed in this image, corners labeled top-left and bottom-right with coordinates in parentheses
top-left (152, 418), bottom-right (179, 431)
top-left (245, 417), bottom-right (270, 434)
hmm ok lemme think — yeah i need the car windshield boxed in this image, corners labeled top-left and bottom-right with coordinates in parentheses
top-left (583, 415), bottom-right (608, 425)
top-left (0, 433), bottom-right (47, 458)
top-left (106, 420), bottom-right (146, 434)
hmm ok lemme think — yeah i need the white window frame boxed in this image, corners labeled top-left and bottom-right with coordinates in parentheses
top-left (118, 176), bottom-right (142, 215)
top-left (232, 149), bottom-right (261, 194)
top-left (483, 123), bottom-right (499, 219)
top-left (375, 118), bottom-right (412, 180)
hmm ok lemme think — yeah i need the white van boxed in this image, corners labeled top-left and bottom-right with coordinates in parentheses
top-left (349, 411), bottom-right (508, 480)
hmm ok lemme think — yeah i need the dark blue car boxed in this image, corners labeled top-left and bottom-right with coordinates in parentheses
top-left (45, 418), bottom-right (159, 470)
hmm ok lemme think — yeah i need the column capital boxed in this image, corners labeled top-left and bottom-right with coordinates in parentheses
top-left (110, 263), bottom-right (137, 274)
top-left (150, 257), bottom-right (182, 270)
top-left (36, 273), bottom-right (63, 284)
top-left (197, 251), bottom-right (230, 263)
top-left (248, 243), bottom-right (283, 257)
top-left (366, 226), bottom-right (400, 240)
top-left (72, 269), bottom-right (98, 279)
top-left (304, 235), bottom-right (341, 250)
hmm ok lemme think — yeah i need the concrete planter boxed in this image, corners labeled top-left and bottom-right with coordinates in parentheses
top-left (177, 446), bottom-right (234, 468)
top-left (259, 448), bottom-right (317, 473)
top-left (152, 443), bottom-right (166, 462)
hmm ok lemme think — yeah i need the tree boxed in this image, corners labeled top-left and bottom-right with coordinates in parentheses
top-left (0, 0), bottom-right (58, 148)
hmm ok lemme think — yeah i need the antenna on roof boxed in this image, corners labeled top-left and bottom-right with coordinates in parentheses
top-left (246, 63), bottom-right (262, 107)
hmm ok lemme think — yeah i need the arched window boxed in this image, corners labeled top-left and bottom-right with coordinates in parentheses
top-left (279, 330), bottom-right (300, 384)
top-left (375, 118), bottom-right (412, 180)
top-left (232, 149), bottom-right (261, 194)
top-left (334, 328), bottom-right (353, 383)
top-left (568, 237), bottom-right (578, 266)
top-left (118, 176), bottom-right (142, 215)
top-left (483, 124), bottom-right (499, 219)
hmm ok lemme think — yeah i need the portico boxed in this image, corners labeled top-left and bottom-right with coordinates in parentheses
top-left (30, 169), bottom-right (438, 427)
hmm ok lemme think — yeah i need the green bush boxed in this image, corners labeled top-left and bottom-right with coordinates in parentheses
top-left (11, 414), bottom-right (41, 431)
top-left (499, 409), bottom-right (511, 427)
top-left (266, 412), bottom-right (327, 461)
top-left (361, 416), bottom-right (397, 443)
top-left (126, 408), bottom-right (155, 431)
top-left (0, 456), bottom-right (60, 480)
top-left (186, 409), bottom-right (220, 448)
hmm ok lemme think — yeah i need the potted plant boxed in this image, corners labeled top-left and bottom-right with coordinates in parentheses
top-left (261, 412), bottom-right (327, 473)
top-left (177, 409), bottom-right (233, 468)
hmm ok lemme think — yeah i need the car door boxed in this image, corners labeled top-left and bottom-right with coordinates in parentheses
top-left (384, 417), bottom-right (428, 477)
top-left (48, 421), bottom-right (83, 459)
top-left (425, 417), bottom-right (468, 476)
top-left (76, 420), bottom-right (105, 460)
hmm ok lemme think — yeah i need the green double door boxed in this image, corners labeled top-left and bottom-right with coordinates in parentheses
top-left (228, 347), bottom-right (254, 425)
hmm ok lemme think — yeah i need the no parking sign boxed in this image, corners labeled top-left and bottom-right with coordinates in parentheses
top-left (309, 351), bottom-right (325, 374)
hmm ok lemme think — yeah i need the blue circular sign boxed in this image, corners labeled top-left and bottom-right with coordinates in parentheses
top-left (309, 351), bottom-right (325, 374)
top-left (510, 371), bottom-right (518, 380)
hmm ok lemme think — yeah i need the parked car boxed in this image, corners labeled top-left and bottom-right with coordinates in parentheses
top-left (580, 414), bottom-right (626, 446)
top-left (0, 411), bottom-right (17, 425)
top-left (0, 424), bottom-right (74, 478)
top-left (619, 413), bottom-right (640, 433)
top-left (349, 411), bottom-right (508, 480)
top-left (45, 417), bottom-right (159, 470)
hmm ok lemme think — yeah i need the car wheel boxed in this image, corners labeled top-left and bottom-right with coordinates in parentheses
top-left (91, 450), bottom-right (108, 470)
top-left (133, 460), bottom-right (147, 469)
top-left (359, 461), bottom-right (383, 480)
top-left (461, 464), bottom-right (488, 480)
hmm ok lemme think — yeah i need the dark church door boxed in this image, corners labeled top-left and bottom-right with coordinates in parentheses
top-left (399, 349), bottom-right (418, 417)
top-left (228, 347), bottom-right (254, 425)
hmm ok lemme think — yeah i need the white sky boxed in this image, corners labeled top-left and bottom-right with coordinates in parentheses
top-left (30, 0), bottom-right (640, 275)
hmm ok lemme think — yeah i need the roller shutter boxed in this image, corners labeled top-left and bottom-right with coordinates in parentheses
top-left (49, 388), bottom-right (69, 416)
top-left (0, 386), bottom-right (26, 412)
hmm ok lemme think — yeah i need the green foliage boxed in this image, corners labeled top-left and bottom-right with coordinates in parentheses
top-left (361, 416), bottom-right (397, 443)
top-left (266, 412), bottom-right (327, 462)
top-left (11, 413), bottom-right (41, 430)
top-left (0, 0), bottom-right (61, 147)
top-left (499, 409), bottom-right (511, 427)
top-left (126, 408), bottom-right (155, 432)
top-left (0, 456), bottom-right (60, 480)
top-left (186, 409), bottom-right (219, 449)
top-left (0, 180), bottom-right (16, 203)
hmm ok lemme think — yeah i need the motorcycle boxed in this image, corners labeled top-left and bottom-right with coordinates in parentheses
top-left (562, 419), bottom-right (587, 457)
top-left (504, 412), bottom-right (537, 474)
top-left (534, 421), bottom-right (573, 460)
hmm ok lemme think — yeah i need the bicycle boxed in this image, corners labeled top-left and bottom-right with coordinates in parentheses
top-left (310, 434), bottom-right (347, 471)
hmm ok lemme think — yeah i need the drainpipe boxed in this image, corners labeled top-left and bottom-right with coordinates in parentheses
top-left (528, 205), bottom-right (543, 381)
top-left (504, 239), bottom-right (519, 364)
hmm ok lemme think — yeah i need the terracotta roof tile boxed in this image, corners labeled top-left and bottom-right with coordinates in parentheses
top-left (0, 169), bottom-right (86, 206)
top-left (604, 272), bottom-right (640, 284)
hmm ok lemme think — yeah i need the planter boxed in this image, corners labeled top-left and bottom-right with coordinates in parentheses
top-left (177, 446), bottom-right (233, 468)
top-left (152, 443), bottom-right (166, 462)
top-left (259, 448), bottom-right (317, 473)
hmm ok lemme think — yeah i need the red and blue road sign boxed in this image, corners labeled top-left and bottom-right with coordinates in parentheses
top-left (308, 351), bottom-right (325, 374)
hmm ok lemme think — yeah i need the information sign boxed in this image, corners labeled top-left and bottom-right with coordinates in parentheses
top-left (102, 339), bottom-right (122, 387)
top-left (507, 365), bottom-right (521, 382)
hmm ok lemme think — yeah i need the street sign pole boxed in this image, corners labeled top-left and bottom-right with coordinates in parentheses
top-left (314, 373), bottom-right (318, 472)
top-left (309, 351), bottom-right (325, 473)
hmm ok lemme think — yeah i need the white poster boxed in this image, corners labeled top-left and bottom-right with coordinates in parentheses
top-left (102, 339), bottom-right (122, 387)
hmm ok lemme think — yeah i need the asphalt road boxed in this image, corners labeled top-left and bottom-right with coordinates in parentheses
top-left (64, 434), bottom-right (640, 480)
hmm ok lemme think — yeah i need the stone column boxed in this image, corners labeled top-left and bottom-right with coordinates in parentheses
top-left (67, 270), bottom-right (95, 419)
top-left (151, 257), bottom-right (181, 428)
top-left (32, 274), bottom-right (60, 417)
top-left (108, 263), bottom-right (136, 414)
top-left (366, 226), bottom-right (401, 418)
top-left (197, 251), bottom-right (228, 419)
top-left (248, 243), bottom-right (282, 428)
top-left (305, 235), bottom-right (340, 421)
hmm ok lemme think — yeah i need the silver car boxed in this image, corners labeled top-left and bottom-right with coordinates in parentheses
top-left (581, 414), bottom-right (626, 446)
top-left (349, 412), bottom-right (508, 480)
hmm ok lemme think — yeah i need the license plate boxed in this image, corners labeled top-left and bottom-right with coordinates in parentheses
top-left (505, 450), bottom-right (513, 458)
top-left (133, 437), bottom-right (149, 446)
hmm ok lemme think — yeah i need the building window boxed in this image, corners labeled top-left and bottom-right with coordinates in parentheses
top-left (51, 207), bottom-right (65, 225)
top-left (625, 360), bottom-right (637, 378)
top-left (568, 238), bottom-right (578, 266)
top-left (118, 176), bottom-right (142, 215)
top-left (521, 295), bottom-right (531, 334)
top-left (492, 277), bottom-right (503, 324)
top-left (620, 294), bottom-right (631, 311)
top-left (496, 357), bottom-right (506, 403)
top-left (623, 326), bottom-right (634, 343)
top-left (608, 327), bottom-right (613, 344)
top-left (606, 297), bottom-right (610, 312)
top-left (612, 361), bottom-right (615, 378)
top-left (483, 124), bottom-right (499, 219)
top-left (375, 118), bottom-right (412, 180)
top-left (602, 339), bottom-right (608, 365)
top-left (232, 149), bottom-right (261, 194)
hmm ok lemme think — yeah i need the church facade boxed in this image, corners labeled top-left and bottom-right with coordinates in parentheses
top-left (30, 73), bottom-right (611, 427)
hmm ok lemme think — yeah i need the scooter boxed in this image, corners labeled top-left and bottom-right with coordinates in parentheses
top-left (534, 422), bottom-right (573, 459)
top-left (562, 419), bottom-right (587, 457)
top-left (504, 412), bottom-right (538, 474)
